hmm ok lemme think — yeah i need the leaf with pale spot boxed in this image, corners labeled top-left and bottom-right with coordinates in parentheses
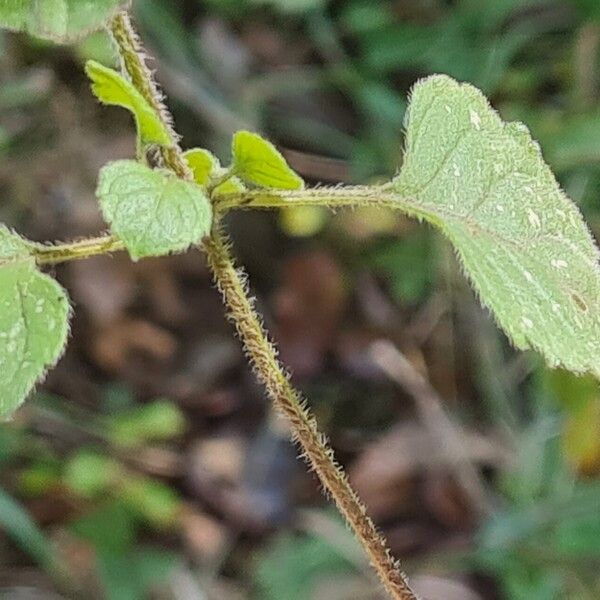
top-left (86, 60), bottom-right (171, 147)
top-left (97, 160), bottom-right (213, 261)
top-left (0, 227), bottom-right (70, 417)
top-left (394, 74), bottom-right (600, 377)
top-left (0, 0), bottom-right (126, 43)
top-left (232, 131), bottom-right (303, 190)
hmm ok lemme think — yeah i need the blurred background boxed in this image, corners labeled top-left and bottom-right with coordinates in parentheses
top-left (1, 0), bottom-right (600, 598)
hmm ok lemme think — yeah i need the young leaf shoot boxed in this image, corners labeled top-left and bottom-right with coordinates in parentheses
top-left (231, 131), bottom-right (304, 190)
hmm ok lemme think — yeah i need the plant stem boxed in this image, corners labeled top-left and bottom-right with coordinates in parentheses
top-left (109, 12), bottom-right (418, 599)
top-left (213, 184), bottom-right (433, 224)
top-left (214, 184), bottom-right (398, 212)
top-left (33, 235), bottom-right (125, 265)
top-left (204, 226), bottom-right (417, 600)
top-left (109, 11), bottom-right (192, 180)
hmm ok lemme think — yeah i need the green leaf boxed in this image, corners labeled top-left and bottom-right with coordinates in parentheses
top-left (97, 160), bottom-right (213, 261)
top-left (0, 0), bottom-right (126, 43)
top-left (85, 60), bottom-right (171, 147)
top-left (0, 247), bottom-right (70, 417)
top-left (394, 75), bottom-right (600, 377)
top-left (231, 130), bottom-right (304, 190)
top-left (183, 147), bottom-right (245, 193)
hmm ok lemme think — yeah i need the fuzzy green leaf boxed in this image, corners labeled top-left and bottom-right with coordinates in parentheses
top-left (0, 255), bottom-right (70, 418)
top-left (183, 147), bottom-right (245, 194)
top-left (0, 0), bottom-right (126, 43)
top-left (97, 160), bottom-right (212, 261)
top-left (394, 74), bottom-right (600, 376)
top-left (232, 131), bottom-right (304, 190)
top-left (85, 60), bottom-right (171, 147)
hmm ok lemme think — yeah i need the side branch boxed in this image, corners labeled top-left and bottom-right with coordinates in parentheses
top-left (33, 235), bottom-right (125, 265)
top-left (213, 184), bottom-right (432, 224)
top-left (203, 227), bottom-right (418, 600)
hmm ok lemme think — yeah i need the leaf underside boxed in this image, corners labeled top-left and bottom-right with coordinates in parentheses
top-left (0, 243), bottom-right (70, 417)
top-left (0, 0), bottom-right (127, 43)
top-left (97, 160), bottom-right (213, 261)
top-left (394, 74), bottom-right (600, 377)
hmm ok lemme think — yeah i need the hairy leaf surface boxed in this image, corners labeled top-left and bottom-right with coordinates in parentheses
top-left (86, 60), bottom-right (171, 147)
top-left (232, 131), bottom-right (303, 190)
top-left (0, 257), bottom-right (70, 417)
top-left (0, 0), bottom-right (126, 43)
top-left (394, 74), bottom-right (600, 376)
top-left (97, 160), bottom-right (212, 260)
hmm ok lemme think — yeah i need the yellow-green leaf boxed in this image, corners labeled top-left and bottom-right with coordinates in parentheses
top-left (231, 130), bottom-right (303, 190)
top-left (85, 60), bottom-right (171, 147)
top-left (183, 147), bottom-right (245, 194)
top-left (183, 148), bottom-right (219, 184)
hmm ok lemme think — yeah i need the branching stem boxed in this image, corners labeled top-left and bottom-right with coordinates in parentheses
top-left (107, 11), bottom-right (418, 600)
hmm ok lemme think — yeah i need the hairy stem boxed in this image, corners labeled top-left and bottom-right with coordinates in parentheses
top-left (109, 12), bottom-right (417, 599)
top-left (213, 184), bottom-right (432, 224)
top-left (215, 184), bottom-right (397, 212)
top-left (204, 227), bottom-right (417, 600)
top-left (109, 11), bottom-right (191, 180)
top-left (33, 235), bottom-right (125, 265)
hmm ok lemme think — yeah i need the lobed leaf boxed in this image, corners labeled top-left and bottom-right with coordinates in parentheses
top-left (0, 0), bottom-right (127, 43)
top-left (231, 130), bottom-right (304, 190)
top-left (85, 60), bottom-right (171, 147)
top-left (0, 254), bottom-right (70, 418)
top-left (394, 74), bottom-right (600, 377)
top-left (97, 160), bottom-right (213, 260)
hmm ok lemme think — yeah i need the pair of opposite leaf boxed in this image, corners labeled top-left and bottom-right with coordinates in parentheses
top-left (2, 60), bottom-right (600, 418)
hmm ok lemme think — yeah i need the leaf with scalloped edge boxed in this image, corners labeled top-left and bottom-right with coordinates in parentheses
top-left (0, 227), bottom-right (70, 417)
top-left (97, 160), bottom-right (212, 261)
top-left (0, 0), bottom-right (127, 43)
top-left (85, 60), bottom-right (171, 147)
top-left (393, 74), bottom-right (600, 377)
top-left (231, 131), bottom-right (303, 190)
